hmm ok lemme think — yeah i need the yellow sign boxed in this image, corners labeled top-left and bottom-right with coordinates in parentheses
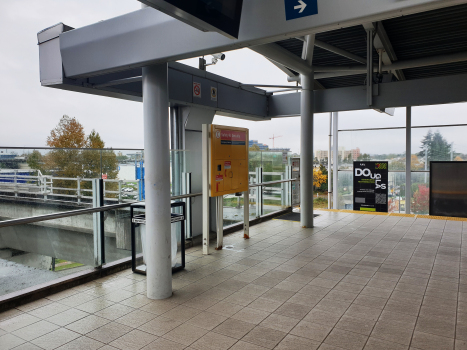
top-left (210, 124), bottom-right (249, 197)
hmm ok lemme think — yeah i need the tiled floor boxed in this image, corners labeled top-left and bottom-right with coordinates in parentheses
top-left (1, 211), bottom-right (466, 350)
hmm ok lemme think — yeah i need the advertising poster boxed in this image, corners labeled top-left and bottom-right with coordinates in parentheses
top-left (353, 161), bottom-right (388, 212)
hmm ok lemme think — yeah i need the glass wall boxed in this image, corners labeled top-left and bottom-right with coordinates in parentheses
top-left (336, 105), bottom-right (467, 215)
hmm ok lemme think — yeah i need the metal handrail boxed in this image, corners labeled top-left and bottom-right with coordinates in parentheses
top-left (249, 178), bottom-right (298, 188)
top-left (0, 202), bottom-right (135, 228)
top-left (0, 177), bottom-right (300, 229)
top-left (0, 192), bottom-right (205, 229)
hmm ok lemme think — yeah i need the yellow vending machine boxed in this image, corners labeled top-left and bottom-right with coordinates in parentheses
top-left (202, 124), bottom-right (249, 254)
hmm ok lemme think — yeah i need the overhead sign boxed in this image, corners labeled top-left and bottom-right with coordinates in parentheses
top-left (139, 0), bottom-right (244, 39)
top-left (353, 161), bottom-right (388, 212)
top-left (193, 82), bottom-right (201, 98)
top-left (285, 0), bottom-right (318, 21)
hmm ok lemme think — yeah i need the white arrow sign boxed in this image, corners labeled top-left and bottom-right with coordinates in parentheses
top-left (294, 0), bottom-right (307, 13)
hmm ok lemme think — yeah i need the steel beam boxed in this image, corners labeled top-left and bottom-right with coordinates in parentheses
top-left (250, 43), bottom-right (313, 76)
top-left (315, 39), bottom-right (366, 65)
top-left (268, 72), bottom-right (467, 116)
top-left (363, 22), bottom-right (406, 81)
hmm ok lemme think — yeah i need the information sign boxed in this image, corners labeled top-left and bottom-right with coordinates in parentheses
top-left (284, 0), bottom-right (318, 21)
top-left (353, 161), bottom-right (388, 212)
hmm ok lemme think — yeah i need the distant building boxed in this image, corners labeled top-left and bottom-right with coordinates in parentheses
top-left (315, 147), bottom-right (360, 161)
top-left (249, 140), bottom-right (269, 150)
top-left (344, 147), bottom-right (361, 160)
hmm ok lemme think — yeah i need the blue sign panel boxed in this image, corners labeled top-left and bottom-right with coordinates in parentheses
top-left (284, 0), bottom-right (318, 21)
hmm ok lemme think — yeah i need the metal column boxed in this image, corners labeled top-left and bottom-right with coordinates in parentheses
top-left (405, 107), bottom-right (412, 214)
top-left (328, 113), bottom-right (332, 209)
top-left (170, 107), bottom-right (184, 197)
top-left (255, 167), bottom-right (263, 217)
top-left (300, 34), bottom-right (315, 228)
top-left (332, 112), bottom-right (339, 209)
top-left (216, 196), bottom-right (223, 250)
top-left (244, 190), bottom-right (250, 239)
top-left (143, 64), bottom-right (172, 300)
top-left (202, 124), bottom-right (210, 255)
top-left (366, 29), bottom-right (374, 106)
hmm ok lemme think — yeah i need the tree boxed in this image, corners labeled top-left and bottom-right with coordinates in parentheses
top-left (412, 184), bottom-right (429, 214)
top-left (249, 144), bottom-right (260, 152)
top-left (29, 115), bottom-right (119, 196)
top-left (455, 155), bottom-right (463, 161)
top-left (313, 167), bottom-right (327, 189)
top-left (417, 129), bottom-right (452, 163)
top-left (27, 150), bottom-right (44, 173)
top-left (411, 155), bottom-right (424, 170)
top-left (357, 153), bottom-right (371, 161)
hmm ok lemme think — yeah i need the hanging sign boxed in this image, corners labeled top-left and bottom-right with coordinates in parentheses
top-left (353, 161), bottom-right (388, 212)
top-left (284, 0), bottom-right (318, 21)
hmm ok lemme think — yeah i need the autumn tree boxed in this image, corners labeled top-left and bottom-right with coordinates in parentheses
top-left (30, 115), bottom-right (119, 196)
top-left (313, 167), bottom-right (327, 189)
top-left (411, 155), bottom-right (424, 170)
top-left (412, 184), bottom-right (429, 214)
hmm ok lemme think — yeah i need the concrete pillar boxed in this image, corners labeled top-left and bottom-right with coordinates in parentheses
top-left (405, 107), bottom-right (412, 214)
top-left (143, 64), bottom-right (172, 299)
top-left (300, 72), bottom-right (314, 228)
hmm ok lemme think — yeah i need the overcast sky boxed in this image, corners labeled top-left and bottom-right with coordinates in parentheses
top-left (1, 1), bottom-right (467, 155)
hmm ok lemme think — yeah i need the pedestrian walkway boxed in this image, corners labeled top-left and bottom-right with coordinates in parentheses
top-left (0, 211), bottom-right (465, 350)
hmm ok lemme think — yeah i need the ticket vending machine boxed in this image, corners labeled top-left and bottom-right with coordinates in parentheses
top-left (202, 124), bottom-right (249, 254)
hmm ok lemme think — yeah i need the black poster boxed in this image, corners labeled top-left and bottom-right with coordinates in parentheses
top-left (353, 161), bottom-right (388, 212)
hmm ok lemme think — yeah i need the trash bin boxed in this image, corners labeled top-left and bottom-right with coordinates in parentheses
top-left (130, 202), bottom-right (186, 274)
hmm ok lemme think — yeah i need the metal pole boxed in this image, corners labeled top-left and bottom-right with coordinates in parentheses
top-left (202, 124), bottom-right (210, 255)
top-left (425, 146), bottom-right (428, 184)
top-left (328, 113), bottom-right (332, 209)
top-left (142, 64), bottom-right (172, 300)
top-left (332, 112), bottom-right (339, 209)
top-left (366, 29), bottom-right (374, 106)
top-left (300, 34), bottom-right (315, 228)
top-left (244, 190), bottom-right (250, 239)
top-left (405, 107), bottom-right (411, 214)
top-left (216, 196), bottom-right (223, 250)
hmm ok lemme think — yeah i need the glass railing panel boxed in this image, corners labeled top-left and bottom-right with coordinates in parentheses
top-left (261, 151), bottom-right (290, 174)
top-left (262, 183), bottom-right (286, 215)
top-left (0, 212), bottom-right (95, 297)
top-left (337, 171), bottom-right (353, 210)
top-left (411, 172), bottom-right (430, 215)
top-left (223, 194), bottom-right (244, 228)
top-left (388, 172), bottom-right (406, 214)
top-left (249, 186), bottom-right (259, 219)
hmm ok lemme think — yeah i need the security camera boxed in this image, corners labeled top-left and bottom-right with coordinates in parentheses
top-left (212, 53), bottom-right (226, 61)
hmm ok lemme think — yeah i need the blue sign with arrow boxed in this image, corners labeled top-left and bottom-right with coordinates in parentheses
top-left (284, 0), bottom-right (318, 21)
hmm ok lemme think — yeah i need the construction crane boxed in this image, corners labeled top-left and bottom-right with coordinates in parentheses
top-left (269, 134), bottom-right (282, 148)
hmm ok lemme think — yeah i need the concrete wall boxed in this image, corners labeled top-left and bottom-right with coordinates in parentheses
top-left (0, 199), bottom-right (132, 250)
